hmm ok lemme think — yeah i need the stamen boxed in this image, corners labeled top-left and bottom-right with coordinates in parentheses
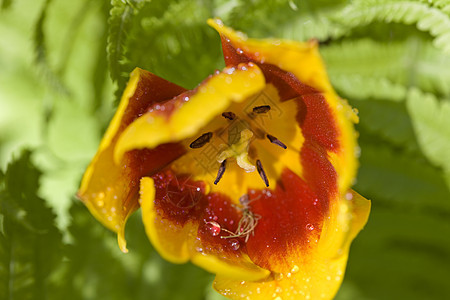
top-left (267, 134), bottom-right (287, 149)
top-left (214, 160), bottom-right (227, 185)
top-left (256, 159), bottom-right (269, 187)
top-left (222, 111), bottom-right (236, 120)
top-left (189, 132), bottom-right (213, 149)
top-left (253, 105), bottom-right (271, 114)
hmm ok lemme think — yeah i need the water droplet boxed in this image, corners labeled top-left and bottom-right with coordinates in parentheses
top-left (286, 272), bottom-right (292, 278)
top-left (291, 265), bottom-right (300, 274)
top-left (205, 221), bottom-right (221, 236)
top-left (240, 280), bottom-right (246, 285)
top-left (97, 200), bottom-right (104, 207)
top-left (224, 67), bottom-right (236, 75)
top-left (275, 286), bottom-right (283, 293)
top-left (229, 239), bottom-right (240, 250)
top-left (345, 192), bottom-right (353, 200)
top-left (306, 223), bottom-right (315, 231)
top-left (274, 273), bottom-right (284, 281)
top-left (256, 287), bottom-right (261, 294)
top-left (313, 198), bottom-right (319, 205)
top-left (236, 48), bottom-right (244, 54)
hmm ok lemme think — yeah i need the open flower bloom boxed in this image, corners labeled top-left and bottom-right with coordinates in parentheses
top-left (78, 19), bottom-right (370, 299)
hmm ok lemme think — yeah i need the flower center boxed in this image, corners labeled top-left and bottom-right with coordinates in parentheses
top-left (189, 104), bottom-right (287, 187)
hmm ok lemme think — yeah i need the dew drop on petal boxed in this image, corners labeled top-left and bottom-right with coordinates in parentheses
top-left (306, 223), bottom-right (315, 231)
top-left (229, 239), bottom-right (240, 250)
top-left (345, 192), bottom-right (353, 200)
top-left (205, 221), bottom-right (221, 236)
top-left (274, 273), bottom-right (284, 281)
top-left (291, 265), bottom-right (299, 274)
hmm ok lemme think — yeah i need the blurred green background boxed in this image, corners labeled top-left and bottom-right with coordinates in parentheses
top-left (1, 0), bottom-right (450, 299)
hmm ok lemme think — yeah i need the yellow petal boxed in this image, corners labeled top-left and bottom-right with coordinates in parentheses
top-left (78, 68), bottom-right (186, 252)
top-left (114, 63), bottom-right (266, 163)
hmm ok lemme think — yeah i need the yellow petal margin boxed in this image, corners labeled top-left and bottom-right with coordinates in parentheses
top-left (78, 68), bottom-right (186, 252)
top-left (114, 63), bottom-right (266, 163)
top-left (214, 190), bottom-right (370, 300)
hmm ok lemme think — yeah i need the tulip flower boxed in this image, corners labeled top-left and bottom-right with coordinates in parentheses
top-left (78, 19), bottom-right (370, 300)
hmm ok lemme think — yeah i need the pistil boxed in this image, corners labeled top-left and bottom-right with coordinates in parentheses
top-left (217, 128), bottom-right (256, 173)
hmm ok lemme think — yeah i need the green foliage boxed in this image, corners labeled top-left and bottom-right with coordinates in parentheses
top-left (0, 150), bottom-right (63, 300)
top-left (1, 0), bottom-right (13, 10)
top-left (126, 0), bottom-right (222, 88)
top-left (322, 38), bottom-right (450, 98)
top-left (334, 0), bottom-right (450, 54)
top-left (107, 0), bottom-right (139, 85)
top-left (407, 88), bottom-right (450, 171)
top-left (33, 0), bottom-right (68, 97)
top-left (1, 0), bottom-right (450, 299)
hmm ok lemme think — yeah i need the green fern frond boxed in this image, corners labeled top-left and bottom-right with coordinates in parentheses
top-left (322, 39), bottom-right (408, 85)
top-left (335, 1), bottom-right (450, 53)
top-left (0, 150), bottom-right (63, 300)
top-left (126, 0), bottom-right (222, 88)
top-left (406, 87), bottom-right (450, 171)
top-left (322, 38), bottom-right (450, 97)
top-left (226, 0), bottom-right (294, 35)
top-left (33, 0), bottom-right (68, 96)
top-left (356, 143), bottom-right (450, 211)
top-left (107, 0), bottom-right (134, 84)
top-left (421, 0), bottom-right (450, 14)
top-left (330, 74), bottom-right (407, 102)
top-left (226, 0), bottom-right (348, 41)
top-left (353, 98), bottom-right (421, 153)
top-left (277, 10), bottom-right (347, 41)
top-left (414, 42), bottom-right (450, 96)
